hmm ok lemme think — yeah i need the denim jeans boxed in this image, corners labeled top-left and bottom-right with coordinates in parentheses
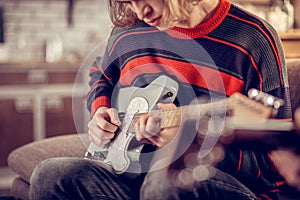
top-left (141, 166), bottom-right (257, 200)
top-left (30, 157), bottom-right (257, 200)
top-left (30, 158), bottom-right (141, 200)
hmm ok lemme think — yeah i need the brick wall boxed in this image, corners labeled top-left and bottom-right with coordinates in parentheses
top-left (0, 0), bottom-right (112, 62)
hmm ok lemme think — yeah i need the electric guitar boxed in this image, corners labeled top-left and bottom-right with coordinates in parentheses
top-left (84, 75), bottom-right (297, 176)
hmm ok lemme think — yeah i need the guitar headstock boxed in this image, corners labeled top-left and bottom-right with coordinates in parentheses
top-left (247, 88), bottom-right (284, 117)
top-left (227, 89), bottom-right (284, 124)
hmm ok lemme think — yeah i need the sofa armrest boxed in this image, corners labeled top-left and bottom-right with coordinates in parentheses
top-left (7, 133), bottom-right (89, 183)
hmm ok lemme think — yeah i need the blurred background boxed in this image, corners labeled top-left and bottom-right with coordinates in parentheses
top-left (0, 0), bottom-right (112, 62)
top-left (0, 0), bottom-right (300, 196)
top-left (0, 0), bottom-right (112, 195)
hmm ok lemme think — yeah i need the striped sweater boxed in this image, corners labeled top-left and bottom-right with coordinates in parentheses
top-left (87, 0), bottom-right (292, 199)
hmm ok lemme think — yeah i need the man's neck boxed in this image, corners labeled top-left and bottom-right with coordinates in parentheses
top-left (177, 0), bottom-right (220, 28)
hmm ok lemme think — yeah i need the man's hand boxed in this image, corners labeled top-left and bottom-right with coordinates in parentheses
top-left (135, 103), bottom-right (179, 147)
top-left (88, 107), bottom-right (121, 147)
top-left (270, 149), bottom-right (300, 191)
top-left (270, 108), bottom-right (300, 191)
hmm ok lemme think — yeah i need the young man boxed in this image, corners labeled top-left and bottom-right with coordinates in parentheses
top-left (30, 0), bottom-right (292, 199)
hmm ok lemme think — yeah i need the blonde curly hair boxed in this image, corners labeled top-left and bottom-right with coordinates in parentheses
top-left (107, 0), bottom-right (201, 28)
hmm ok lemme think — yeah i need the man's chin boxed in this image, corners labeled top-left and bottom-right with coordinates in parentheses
top-left (156, 26), bottom-right (169, 31)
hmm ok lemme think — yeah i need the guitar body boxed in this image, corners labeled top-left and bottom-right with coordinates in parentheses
top-left (85, 75), bottom-right (179, 175)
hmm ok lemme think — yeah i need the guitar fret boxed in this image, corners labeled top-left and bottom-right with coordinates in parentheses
top-left (159, 108), bottom-right (181, 128)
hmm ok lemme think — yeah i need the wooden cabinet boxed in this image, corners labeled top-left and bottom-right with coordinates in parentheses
top-left (0, 62), bottom-right (89, 166)
top-left (0, 98), bottom-right (34, 166)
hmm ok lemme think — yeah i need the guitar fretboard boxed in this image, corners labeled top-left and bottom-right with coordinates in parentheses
top-left (127, 100), bottom-right (229, 132)
top-left (124, 91), bottom-right (277, 133)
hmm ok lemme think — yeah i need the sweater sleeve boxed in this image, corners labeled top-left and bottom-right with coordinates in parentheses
top-left (86, 30), bottom-right (122, 117)
top-left (244, 22), bottom-right (292, 120)
top-left (86, 57), bottom-right (112, 117)
top-left (86, 23), bottom-right (150, 117)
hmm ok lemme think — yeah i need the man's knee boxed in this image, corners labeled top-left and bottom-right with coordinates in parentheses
top-left (30, 157), bottom-right (95, 199)
top-left (31, 158), bottom-right (79, 184)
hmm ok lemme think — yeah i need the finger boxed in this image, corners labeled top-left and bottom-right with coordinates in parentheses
top-left (88, 120), bottom-right (115, 146)
top-left (107, 108), bottom-right (121, 126)
top-left (88, 129), bottom-right (111, 147)
top-left (138, 114), bottom-right (149, 134)
top-left (95, 114), bottom-right (119, 133)
top-left (139, 138), bottom-right (155, 145)
top-left (135, 122), bottom-right (155, 145)
top-left (137, 115), bottom-right (161, 138)
top-left (157, 103), bottom-right (176, 110)
top-left (88, 128), bottom-right (114, 143)
top-left (135, 120), bottom-right (146, 141)
top-left (144, 136), bottom-right (160, 147)
top-left (135, 124), bottom-right (164, 147)
top-left (88, 120), bottom-right (115, 139)
top-left (145, 116), bottom-right (161, 135)
top-left (135, 119), bottom-right (156, 142)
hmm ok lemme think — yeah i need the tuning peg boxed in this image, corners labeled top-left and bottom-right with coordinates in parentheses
top-left (247, 88), bottom-right (284, 110)
top-left (248, 88), bottom-right (259, 99)
top-left (248, 88), bottom-right (265, 102)
top-left (263, 95), bottom-right (276, 107)
top-left (273, 99), bottom-right (285, 109)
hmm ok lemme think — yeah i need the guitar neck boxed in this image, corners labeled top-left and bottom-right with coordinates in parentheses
top-left (127, 92), bottom-right (278, 133)
top-left (225, 119), bottom-right (299, 150)
top-left (129, 100), bottom-right (228, 130)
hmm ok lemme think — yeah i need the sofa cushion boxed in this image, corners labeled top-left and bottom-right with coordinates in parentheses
top-left (7, 134), bottom-right (88, 183)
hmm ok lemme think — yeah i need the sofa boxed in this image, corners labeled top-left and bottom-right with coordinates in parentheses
top-left (7, 59), bottom-right (300, 200)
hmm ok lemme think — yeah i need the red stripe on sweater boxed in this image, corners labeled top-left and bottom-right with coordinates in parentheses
top-left (90, 96), bottom-right (111, 117)
top-left (86, 80), bottom-right (106, 99)
top-left (89, 66), bottom-right (98, 73)
top-left (277, 118), bottom-right (293, 122)
top-left (235, 149), bottom-right (243, 173)
top-left (270, 189), bottom-right (279, 193)
top-left (120, 56), bottom-right (244, 96)
top-left (259, 194), bottom-right (272, 200)
top-left (275, 180), bottom-right (286, 187)
top-left (256, 167), bottom-right (261, 180)
top-left (99, 60), bottom-right (113, 82)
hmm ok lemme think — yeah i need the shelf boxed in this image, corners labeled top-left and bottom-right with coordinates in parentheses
top-left (280, 29), bottom-right (300, 40)
top-left (231, 0), bottom-right (271, 4)
top-left (280, 29), bottom-right (300, 58)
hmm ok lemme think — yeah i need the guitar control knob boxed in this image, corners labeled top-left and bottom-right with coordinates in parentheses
top-left (162, 92), bottom-right (174, 100)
